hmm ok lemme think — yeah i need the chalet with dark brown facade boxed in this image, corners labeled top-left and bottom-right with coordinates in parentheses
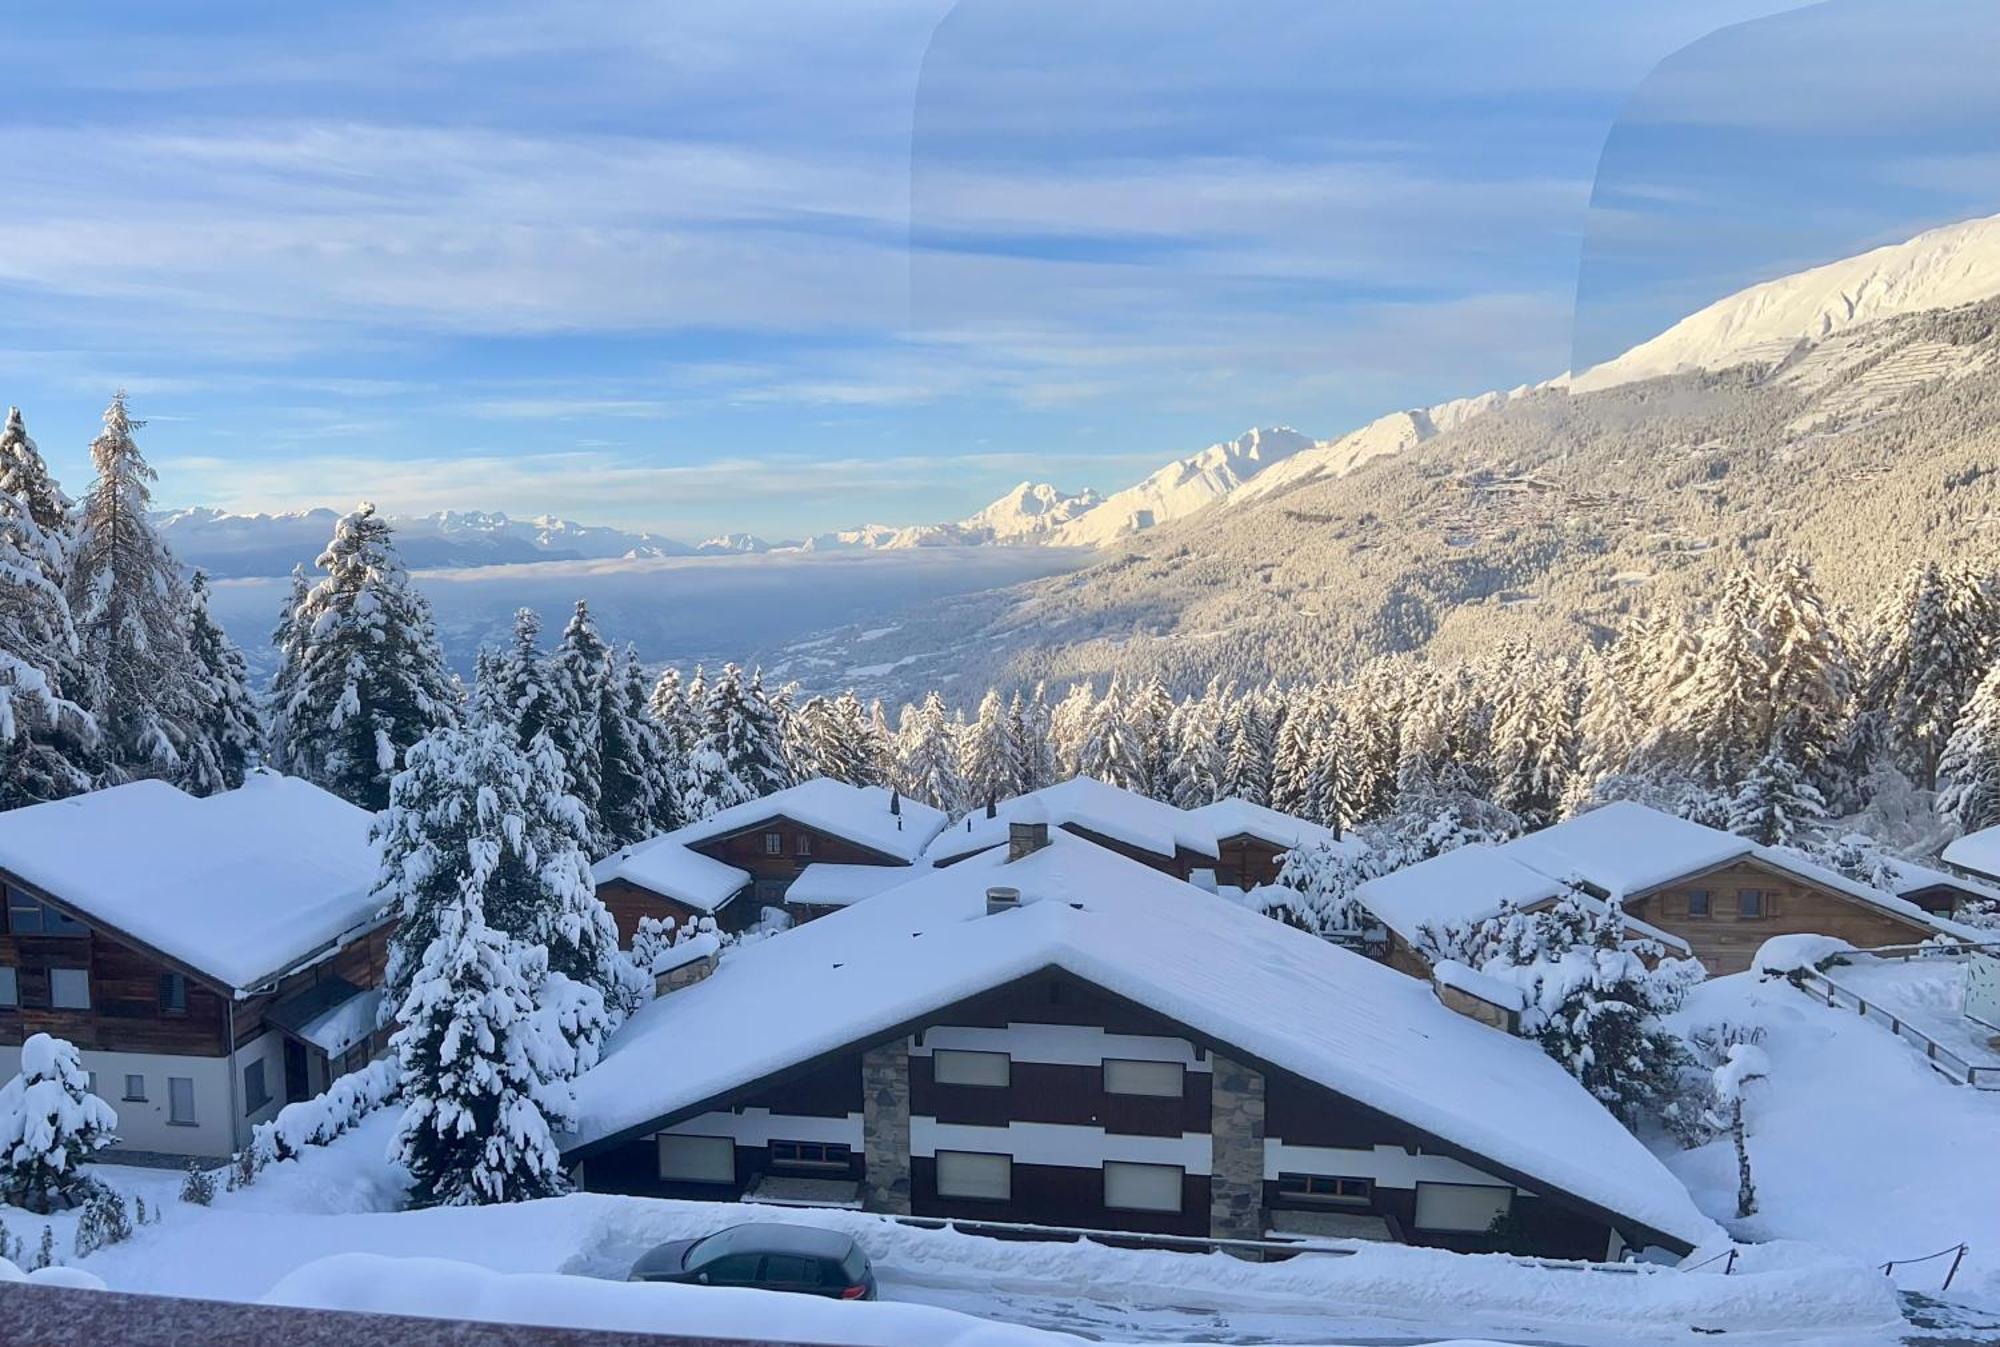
top-left (0, 774), bottom-right (390, 1160)
top-left (593, 780), bottom-right (947, 938)
top-left (565, 831), bottom-right (1717, 1259)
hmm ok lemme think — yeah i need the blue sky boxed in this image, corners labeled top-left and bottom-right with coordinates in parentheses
top-left (0, 1), bottom-right (1993, 539)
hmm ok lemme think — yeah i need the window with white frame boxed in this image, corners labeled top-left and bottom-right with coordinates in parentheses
top-left (1103, 1161), bottom-right (1184, 1212)
top-left (934, 1149), bottom-right (1011, 1201)
top-left (1413, 1181), bottom-right (1512, 1232)
top-left (657, 1134), bottom-right (736, 1183)
top-left (167, 1076), bottom-right (197, 1126)
top-left (763, 832), bottom-right (783, 856)
top-left (1102, 1058), bottom-right (1184, 1097)
top-left (49, 967), bottom-right (90, 1010)
top-left (932, 1048), bottom-right (1010, 1087)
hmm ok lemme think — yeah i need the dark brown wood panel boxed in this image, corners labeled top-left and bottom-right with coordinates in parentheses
top-left (1214, 835), bottom-right (1289, 889)
top-left (912, 1156), bottom-right (1210, 1236)
top-left (0, 931), bottom-right (232, 1056)
top-left (738, 1052), bottom-right (863, 1118)
top-left (1628, 857), bottom-right (1934, 975)
top-left (912, 1056), bottom-right (1208, 1136)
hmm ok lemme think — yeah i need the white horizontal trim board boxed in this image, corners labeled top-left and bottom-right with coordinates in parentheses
top-left (913, 1023), bottom-right (1208, 1070)
top-left (1264, 1141), bottom-right (1528, 1195)
top-left (913, 1118), bottom-right (1212, 1174)
top-left (656, 1108), bottom-right (862, 1148)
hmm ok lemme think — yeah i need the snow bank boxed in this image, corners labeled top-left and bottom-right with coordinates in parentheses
top-left (252, 1058), bottom-right (401, 1165)
top-left (0, 1257), bottom-right (107, 1290)
top-left (1751, 934), bottom-right (1853, 977)
top-left (266, 1252), bottom-right (1088, 1347)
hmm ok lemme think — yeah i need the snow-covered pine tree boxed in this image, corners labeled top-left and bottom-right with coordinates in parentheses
top-left (742, 668), bottom-right (794, 791)
top-left (958, 689), bottom-right (1014, 808)
top-left (1129, 677), bottom-right (1177, 803)
top-left (1761, 555), bottom-right (1851, 777)
top-left (1490, 658), bottom-right (1576, 830)
top-left (542, 600), bottom-right (608, 849)
top-left (389, 886), bottom-right (575, 1208)
top-left (1724, 748), bottom-right (1827, 848)
top-left (894, 690), bottom-right (965, 813)
top-left (1861, 560), bottom-right (1997, 789)
top-left (681, 663), bottom-right (787, 821)
top-left (0, 472), bottom-right (95, 809)
top-left (491, 608), bottom-right (556, 748)
top-left (67, 392), bottom-right (201, 782)
top-left (1074, 679), bottom-right (1146, 792)
top-left (1048, 681), bottom-right (1096, 780)
top-left (1268, 838), bottom-right (1376, 939)
top-left (0, 1034), bottom-right (118, 1213)
top-left (1010, 683), bottom-right (1058, 794)
top-left (264, 566), bottom-right (311, 768)
top-left (598, 645), bottom-right (671, 848)
top-left (1667, 569), bottom-right (1771, 791)
top-left (269, 504), bottom-right (456, 809)
top-left (1220, 693), bottom-right (1275, 805)
top-left (0, 409), bottom-right (72, 562)
top-left (182, 570), bottom-right (262, 794)
top-left (1937, 661), bottom-right (2000, 835)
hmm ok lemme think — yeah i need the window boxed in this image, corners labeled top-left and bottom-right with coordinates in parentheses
top-left (49, 967), bottom-right (90, 1010)
top-left (0, 966), bottom-right (16, 1008)
top-left (244, 1060), bottom-right (270, 1113)
top-left (1279, 1173), bottom-right (1373, 1204)
top-left (1738, 889), bottom-right (1766, 918)
top-left (934, 1149), bottom-right (1011, 1201)
top-left (657, 1134), bottom-right (736, 1183)
top-left (1413, 1181), bottom-right (1512, 1233)
top-left (1103, 1161), bottom-right (1183, 1213)
top-left (932, 1048), bottom-right (1010, 1087)
top-left (761, 1254), bottom-right (816, 1285)
top-left (123, 1074), bottom-right (146, 1102)
top-left (795, 833), bottom-right (812, 857)
top-left (1103, 1058), bottom-right (1185, 1098)
top-left (693, 1253), bottom-right (762, 1285)
top-left (763, 831), bottom-right (783, 855)
top-left (86, 1072), bottom-right (97, 1096)
top-left (167, 1076), bottom-right (197, 1126)
top-left (6, 889), bottom-right (88, 937)
top-left (160, 972), bottom-right (188, 1015)
top-left (770, 1140), bottom-right (852, 1170)
top-left (1686, 889), bottom-right (1711, 918)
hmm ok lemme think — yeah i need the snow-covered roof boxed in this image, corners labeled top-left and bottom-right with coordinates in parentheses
top-left (1184, 798), bottom-right (1346, 853)
top-left (925, 777), bottom-right (1222, 863)
top-left (592, 841), bottom-right (750, 914)
top-left (1874, 852), bottom-right (2000, 905)
top-left (1494, 803), bottom-right (1980, 942)
top-left (1353, 843), bottom-right (1693, 954)
top-left (668, 779), bottom-right (946, 864)
top-left (0, 773), bottom-right (382, 991)
top-left (785, 863), bottom-right (926, 909)
top-left (570, 834), bottom-right (1718, 1251)
top-left (1941, 827), bottom-right (2000, 886)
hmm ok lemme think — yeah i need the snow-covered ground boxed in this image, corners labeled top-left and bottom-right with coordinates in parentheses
top-left (1661, 962), bottom-right (2000, 1308)
top-left (0, 1108), bottom-right (1915, 1347)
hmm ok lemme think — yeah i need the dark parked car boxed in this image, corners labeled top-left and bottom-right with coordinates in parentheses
top-left (628, 1223), bottom-right (878, 1301)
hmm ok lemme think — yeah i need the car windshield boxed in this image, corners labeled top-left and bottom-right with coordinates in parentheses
top-left (685, 1228), bottom-right (756, 1266)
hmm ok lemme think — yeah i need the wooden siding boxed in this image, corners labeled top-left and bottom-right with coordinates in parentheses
top-left (0, 929), bottom-right (232, 1056)
top-left (1213, 834), bottom-right (1290, 889)
top-left (911, 1156), bottom-right (1211, 1237)
top-left (232, 923), bottom-right (395, 1050)
top-left (693, 817), bottom-right (911, 886)
top-left (1626, 857), bottom-right (1933, 975)
top-left (596, 877), bottom-right (718, 944)
top-left (912, 1056), bottom-right (1211, 1137)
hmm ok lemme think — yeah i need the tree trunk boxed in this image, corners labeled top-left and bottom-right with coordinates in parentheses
top-left (1731, 1098), bottom-right (1757, 1218)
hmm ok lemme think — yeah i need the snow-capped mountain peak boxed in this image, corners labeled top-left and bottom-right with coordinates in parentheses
top-left (1045, 427), bottom-right (1316, 547)
top-left (957, 481), bottom-right (1103, 541)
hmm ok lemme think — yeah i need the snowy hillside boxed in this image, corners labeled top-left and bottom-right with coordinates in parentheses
top-left (1044, 426), bottom-right (1317, 547)
top-left (1573, 211), bottom-right (2000, 393)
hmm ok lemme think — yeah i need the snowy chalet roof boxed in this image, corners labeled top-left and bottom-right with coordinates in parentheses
top-left (591, 842), bottom-right (750, 914)
top-left (0, 773), bottom-right (381, 991)
top-left (925, 777), bottom-right (1223, 864)
top-left (1184, 798), bottom-right (1344, 852)
top-left (568, 833), bottom-right (1718, 1252)
top-left (1941, 827), bottom-right (2000, 887)
top-left (669, 780), bottom-right (946, 864)
top-left (1501, 803), bottom-right (1981, 940)
top-left (785, 863), bottom-right (926, 909)
top-left (1872, 851), bottom-right (2000, 905)
top-left (1355, 846), bottom-right (1567, 946)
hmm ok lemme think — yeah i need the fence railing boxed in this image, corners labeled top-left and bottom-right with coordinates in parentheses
top-left (1883, 1242), bottom-right (1970, 1291)
top-left (1792, 966), bottom-right (2000, 1089)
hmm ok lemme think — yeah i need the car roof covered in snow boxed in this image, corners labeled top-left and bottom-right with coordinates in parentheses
top-left (1184, 798), bottom-right (1348, 853)
top-left (0, 773), bottom-right (381, 990)
top-left (925, 777), bottom-right (1224, 863)
top-left (592, 840), bottom-right (750, 914)
top-left (666, 779), bottom-right (945, 864)
top-left (1501, 803), bottom-right (1982, 940)
top-left (569, 833), bottom-right (1719, 1252)
top-left (691, 1222), bottom-right (857, 1260)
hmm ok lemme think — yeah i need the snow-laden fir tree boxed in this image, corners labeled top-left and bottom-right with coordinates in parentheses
top-left (542, 600), bottom-right (608, 849)
top-left (1723, 749), bottom-right (1827, 848)
top-left (1220, 693), bottom-right (1275, 805)
top-left (1047, 681), bottom-right (1096, 780)
top-left (0, 1034), bottom-right (118, 1213)
top-left (1128, 677), bottom-right (1177, 802)
top-left (270, 503), bottom-right (456, 809)
top-left (1937, 660), bottom-right (2000, 835)
top-left (1007, 684), bottom-right (1058, 795)
top-left (491, 608), bottom-right (556, 747)
top-left (1760, 555), bottom-right (1850, 776)
top-left (1074, 678), bottom-right (1146, 793)
top-left (0, 409), bottom-right (72, 563)
top-left (67, 392), bottom-right (201, 782)
top-left (1667, 569), bottom-right (1771, 790)
top-left (182, 570), bottom-right (262, 794)
top-left (0, 472), bottom-right (95, 808)
top-left (958, 688), bottom-right (1015, 809)
top-left (598, 645), bottom-right (671, 849)
top-left (681, 663), bottom-right (790, 821)
top-left (793, 690), bottom-right (877, 787)
top-left (1860, 560), bottom-right (1996, 789)
top-left (1265, 838), bottom-right (1377, 939)
top-left (518, 728), bottom-right (632, 1021)
top-left (894, 690), bottom-right (965, 813)
top-left (388, 888), bottom-right (576, 1208)
top-left (263, 566), bottom-right (311, 768)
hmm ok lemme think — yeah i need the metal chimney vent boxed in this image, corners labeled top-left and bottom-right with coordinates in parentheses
top-left (985, 886), bottom-right (1022, 916)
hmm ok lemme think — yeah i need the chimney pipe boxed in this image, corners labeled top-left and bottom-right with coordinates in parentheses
top-left (985, 886), bottom-right (1021, 916)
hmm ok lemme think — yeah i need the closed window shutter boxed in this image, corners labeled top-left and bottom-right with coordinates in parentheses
top-left (935, 1150), bottom-right (1011, 1200)
top-left (1103, 1059), bottom-right (1185, 1097)
top-left (1413, 1182), bottom-right (1511, 1232)
top-left (1103, 1161), bottom-right (1183, 1212)
top-left (657, 1134), bottom-right (736, 1183)
top-left (932, 1049), bottom-right (1011, 1087)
